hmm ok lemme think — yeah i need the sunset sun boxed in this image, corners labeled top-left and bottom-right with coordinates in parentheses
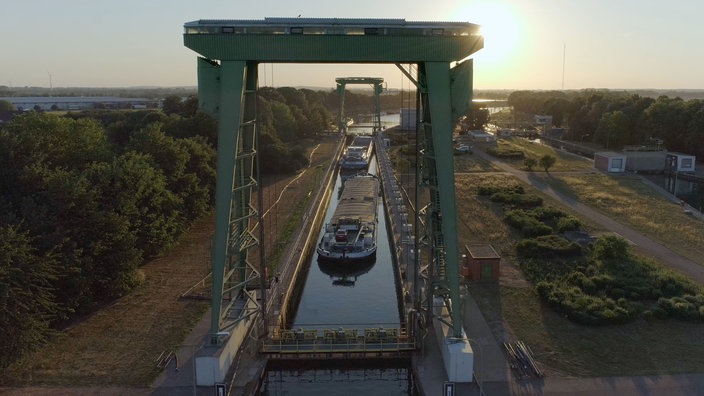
top-left (449, 2), bottom-right (524, 67)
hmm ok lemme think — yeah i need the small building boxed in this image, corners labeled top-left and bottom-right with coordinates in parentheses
top-left (496, 128), bottom-right (514, 138)
top-left (665, 152), bottom-right (697, 195)
top-left (399, 108), bottom-right (416, 131)
top-left (594, 151), bottom-right (627, 173)
top-left (468, 130), bottom-right (495, 142)
top-left (462, 244), bottom-right (501, 281)
top-left (0, 96), bottom-right (157, 112)
top-left (666, 152), bottom-right (696, 173)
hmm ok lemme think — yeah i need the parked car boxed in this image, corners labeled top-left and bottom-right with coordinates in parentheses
top-left (454, 144), bottom-right (473, 154)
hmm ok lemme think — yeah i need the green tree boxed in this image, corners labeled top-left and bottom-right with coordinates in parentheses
top-left (0, 100), bottom-right (15, 112)
top-left (2, 112), bottom-right (112, 171)
top-left (165, 111), bottom-right (217, 145)
top-left (125, 128), bottom-right (187, 255)
top-left (270, 101), bottom-right (297, 142)
top-left (175, 136), bottom-right (217, 219)
top-left (524, 157), bottom-right (537, 171)
top-left (543, 97), bottom-right (570, 127)
top-left (276, 87), bottom-right (309, 110)
top-left (538, 154), bottom-right (556, 172)
top-left (17, 164), bottom-right (103, 317)
top-left (595, 110), bottom-right (630, 149)
top-left (181, 95), bottom-right (199, 117)
top-left (463, 103), bottom-right (490, 130)
top-left (162, 95), bottom-right (182, 115)
top-left (0, 224), bottom-right (58, 369)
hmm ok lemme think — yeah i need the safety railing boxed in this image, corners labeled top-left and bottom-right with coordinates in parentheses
top-left (263, 327), bottom-right (415, 354)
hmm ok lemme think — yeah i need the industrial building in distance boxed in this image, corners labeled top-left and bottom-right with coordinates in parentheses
top-left (0, 96), bottom-right (158, 111)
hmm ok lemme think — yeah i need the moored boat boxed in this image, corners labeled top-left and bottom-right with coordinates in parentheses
top-left (317, 173), bottom-right (379, 262)
top-left (340, 135), bottom-right (374, 170)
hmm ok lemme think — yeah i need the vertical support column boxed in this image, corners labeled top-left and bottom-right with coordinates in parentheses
top-left (424, 62), bottom-right (462, 339)
top-left (337, 82), bottom-right (346, 133)
top-left (374, 82), bottom-right (383, 131)
top-left (210, 60), bottom-right (247, 337)
top-left (413, 79), bottom-right (426, 314)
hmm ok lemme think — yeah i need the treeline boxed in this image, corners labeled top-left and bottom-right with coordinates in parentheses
top-left (0, 109), bottom-right (217, 368)
top-left (0, 86), bottom-right (197, 100)
top-left (0, 86), bottom-right (346, 369)
top-left (255, 86), bottom-right (406, 173)
top-left (508, 90), bottom-right (704, 159)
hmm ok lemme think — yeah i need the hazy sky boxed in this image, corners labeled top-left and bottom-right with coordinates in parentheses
top-left (3, 0), bottom-right (703, 90)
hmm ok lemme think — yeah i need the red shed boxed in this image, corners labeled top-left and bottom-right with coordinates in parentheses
top-left (462, 244), bottom-right (501, 281)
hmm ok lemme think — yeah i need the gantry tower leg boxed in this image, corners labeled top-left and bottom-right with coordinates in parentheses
top-left (418, 62), bottom-right (462, 339)
top-left (398, 58), bottom-right (473, 340)
top-left (198, 58), bottom-right (265, 342)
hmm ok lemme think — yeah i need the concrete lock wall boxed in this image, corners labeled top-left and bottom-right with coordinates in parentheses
top-left (195, 296), bottom-right (258, 385)
top-left (433, 297), bottom-right (474, 382)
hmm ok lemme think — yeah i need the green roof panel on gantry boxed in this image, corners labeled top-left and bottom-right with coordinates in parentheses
top-left (184, 18), bottom-right (483, 62)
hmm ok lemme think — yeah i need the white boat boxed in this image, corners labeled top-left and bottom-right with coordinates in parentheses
top-left (340, 136), bottom-right (374, 170)
top-left (317, 173), bottom-right (379, 262)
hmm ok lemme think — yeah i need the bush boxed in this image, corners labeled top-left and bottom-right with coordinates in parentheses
top-left (527, 236), bottom-right (704, 325)
top-left (537, 281), bottom-right (635, 325)
top-left (478, 185), bottom-right (524, 196)
top-left (657, 296), bottom-right (703, 320)
top-left (491, 192), bottom-right (543, 208)
top-left (486, 146), bottom-right (525, 159)
top-left (531, 207), bottom-right (567, 221)
top-left (593, 235), bottom-right (630, 260)
top-left (516, 235), bottom-right (582, 258)
top-left (523, 223), bottom-right (554, 238)
top-left (504, 209), bottom-right (537, 228)
top-left (556, 215), bottom-right (582, 232)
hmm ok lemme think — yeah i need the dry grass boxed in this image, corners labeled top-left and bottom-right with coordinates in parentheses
top-left (535, 172), bottom-right (704, 266)
top-left (2, 217), bottom-right (214, 387)
top-left (495, 138), bottom-right (594, 172)
top-left (0, 136), bottom-right (340, 389)
top-left (453, 153), bottom-right (503, 173)
top-left (457, 158), bottom-right (704, 377)
top-left (455, 173), bottom-right (524, 259)
top-left (472, 284), bottom-right (704, 377)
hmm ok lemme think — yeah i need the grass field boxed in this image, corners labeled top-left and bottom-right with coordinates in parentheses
top-left (493, 137), bottom-right (595, 172)
top-left (474, 137), bottom-right (704, 265)
top-left (456, 143), bottom-right (704, 376)
top-left (471, 283), bottom-right (704, 377)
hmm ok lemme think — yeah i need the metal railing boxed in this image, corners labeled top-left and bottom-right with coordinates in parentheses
top-left (262, 327), bottom-right (415, 354)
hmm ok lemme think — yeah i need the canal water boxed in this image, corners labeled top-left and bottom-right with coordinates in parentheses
top-left (261, 116), bottom-right (419, 395)
top-left (293, 156), bottom-right (400, 331)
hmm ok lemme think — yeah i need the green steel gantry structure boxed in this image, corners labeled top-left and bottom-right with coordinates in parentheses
top-left (183, 18), bottom-right (483, 342)
top-left (335, 77), bottom-right (384, 133)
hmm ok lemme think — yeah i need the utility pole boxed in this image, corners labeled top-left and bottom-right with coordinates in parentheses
top-left (561, 43), bottom-right (566, 90)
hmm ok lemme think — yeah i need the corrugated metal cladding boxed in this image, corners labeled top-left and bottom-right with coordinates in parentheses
top-left (184, 35), bottom-right (482, 62)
